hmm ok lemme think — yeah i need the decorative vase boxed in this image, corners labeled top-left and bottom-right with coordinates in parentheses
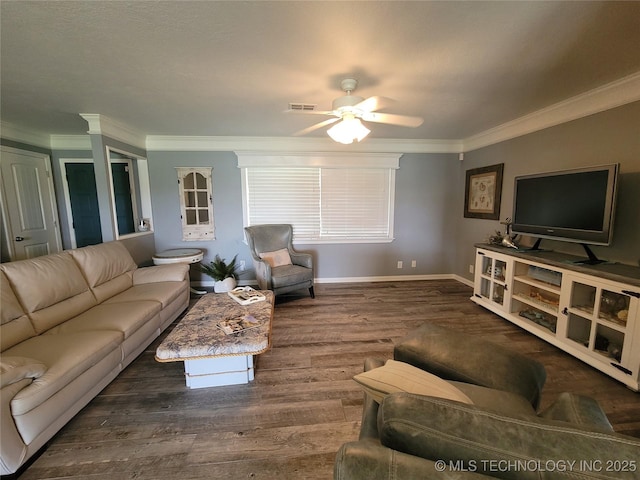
top-left (214, 277), bottom-right (237, 293)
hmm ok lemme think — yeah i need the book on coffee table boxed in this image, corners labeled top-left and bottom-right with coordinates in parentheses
top-left (216, 315), bottom-right (261, 335)
top-left (227, 286), bottom-right (266, 305)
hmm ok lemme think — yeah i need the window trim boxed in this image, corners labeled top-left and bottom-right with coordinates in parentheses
top-left (105, 146), bottom-right (153, 240)
top-left (238, 152), bottom-right (400, 244)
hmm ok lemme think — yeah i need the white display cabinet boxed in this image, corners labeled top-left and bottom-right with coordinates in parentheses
top-left (472, 245), bottom-right (640, 391)
top-left (473, 251), bottom-right (510, 312)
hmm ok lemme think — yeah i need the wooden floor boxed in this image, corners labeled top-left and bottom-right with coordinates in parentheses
top-left (18, 280), bottom-right (640, 479)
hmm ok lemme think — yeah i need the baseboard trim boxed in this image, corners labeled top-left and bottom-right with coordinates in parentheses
top-left (314, 274), bottom-right (464, 284)
top-left (193, 274), bottom-right (473, 288)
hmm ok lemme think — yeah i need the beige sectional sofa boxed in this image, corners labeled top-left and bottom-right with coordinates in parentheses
top-left (0, 241), bottom-right (190, 475)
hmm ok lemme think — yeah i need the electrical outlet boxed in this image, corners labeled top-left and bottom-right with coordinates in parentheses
top-left (397, 261), bottom-right (403, 269)
top-left (469, 264), bottom-right (474, 274)
top-left (239, 260), bottom-right (246, 271)
top-left (411, 260), bottom-right (417, 268)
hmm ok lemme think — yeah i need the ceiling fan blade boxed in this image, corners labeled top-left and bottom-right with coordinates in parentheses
top-left (354, 96), bottom-right (394, 113)
top-left (361, 111), bottom-right (424, 127)
top-left (293, 117), bottom-right (340, 136)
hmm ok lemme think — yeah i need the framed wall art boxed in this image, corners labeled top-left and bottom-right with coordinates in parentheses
top-left (463, 163), bottom-right (504, 220)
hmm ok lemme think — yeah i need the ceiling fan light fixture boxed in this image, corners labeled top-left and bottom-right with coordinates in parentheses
top-left (327, 116), bottom-right (370, 144)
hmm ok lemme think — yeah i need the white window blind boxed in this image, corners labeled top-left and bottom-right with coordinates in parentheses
top-left (321, 168), bottom-right (391, 239)
top-left (239, 153), bottom-right (399, 243)
top-left (245, 168), bottom-right (320, 239)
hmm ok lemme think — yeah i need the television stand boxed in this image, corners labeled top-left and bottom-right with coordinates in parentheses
top-left (573, 244), bottom-right (606, 265)
top-left (522, 238), bottom-right (551, 252)
top-left (472, 244), bottom-right (640, 391)
top-left (525, 239), bottom-right (605, 265)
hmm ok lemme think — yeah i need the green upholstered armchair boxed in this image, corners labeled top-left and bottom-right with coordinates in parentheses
top-left (244, 224), bottom-right (315, 298)
top-left (335, 323), bottom-right (640, 480)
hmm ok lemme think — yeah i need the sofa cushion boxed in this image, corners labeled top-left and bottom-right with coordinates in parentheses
top-left (6, 331), bottom-right (122, 415)
top-left (259, 248), bottom-right (292, 267)
top-left (450, 381), bottom-right (536, 418)
top-left (106, 282), bottom-right (186, 309)
top-left (1, 252), bottom-right (97, 334)
top-left (132, 264), bottom-right (189, 285)
top-left (379, 392), bottom-right (640, 480)
top-left (69, 241), bottom-right (137, 303)
top-left (46, 301), bottom-right (161, 339)
top-left (0, 272), bottom-right (36, 351)
top-left (354, 360), bottom-right (474, 405)
top-left (0, 356), bottom-right (46, 388)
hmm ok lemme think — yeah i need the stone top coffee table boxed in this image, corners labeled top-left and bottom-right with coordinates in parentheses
top-left (155, 290), bottom-right (274, 388)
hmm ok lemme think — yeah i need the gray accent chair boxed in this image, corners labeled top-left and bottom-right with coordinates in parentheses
top-left (244, 224), bottom-right (315, 298)
top-left (335, 323), bottom-right (640, 479)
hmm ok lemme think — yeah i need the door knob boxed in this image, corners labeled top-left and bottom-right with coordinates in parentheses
top-left (15, 236), bottom-right (24, 242)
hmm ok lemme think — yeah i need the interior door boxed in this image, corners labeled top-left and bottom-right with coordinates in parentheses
top-left (65, 163), bottom-right (103, 247)
top-left (0, 146), bottom-right (62, 260)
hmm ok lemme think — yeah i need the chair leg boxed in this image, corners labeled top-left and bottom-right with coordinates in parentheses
top-left (309, 286), bottom-right (315, 298)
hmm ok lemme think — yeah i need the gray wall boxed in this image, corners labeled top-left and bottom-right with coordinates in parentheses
top-left (146, 150), bottom-right (458, 282)
top-left (4, 101), bottom-right (638, 278)
top-left (49, 137), bottom-right (156, 264)
top-left (148, 100), bottom-right (639, 284)
top-left (147, 151), bottom-right (249, 282)
top-left (455, 101), bottom-right (640, 282)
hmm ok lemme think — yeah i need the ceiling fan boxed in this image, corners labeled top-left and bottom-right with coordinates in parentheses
top-left (287, 78), bottom-right (424, 144)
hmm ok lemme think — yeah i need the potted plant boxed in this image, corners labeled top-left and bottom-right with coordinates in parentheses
top-left (198, 254), bottom-right (238, 293)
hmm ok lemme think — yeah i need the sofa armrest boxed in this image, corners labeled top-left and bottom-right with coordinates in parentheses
top-left (394, 323), bottom-right (546, 409)
top-left (132, 264), bottom-right (189, 285)
top-left (1, 378), bottom-right (32, 475)
top-left (539, 392), bottom-right (613, 431)
top-left (290, 251), bottom-right (312, 269)
top-left (334, 441), bottom-right (488, 480)
top-left (379, 393), bottom-right (640, 480)
top-left (358, 358), bottom-right (386, 440)
top-left (0, 356), bottom-right (46, 388)
top-left (252, 259), bottom-right (272, 290)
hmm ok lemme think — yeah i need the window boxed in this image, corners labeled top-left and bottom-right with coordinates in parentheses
top-left (238, 153), bottom-right (399, 243)
top-left (177, 167), bottom-right (214, 241)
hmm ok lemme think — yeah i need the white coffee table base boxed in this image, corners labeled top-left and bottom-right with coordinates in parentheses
top-left (184, 355), bottom-right (255, 389)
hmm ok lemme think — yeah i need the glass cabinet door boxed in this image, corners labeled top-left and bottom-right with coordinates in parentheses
top-left (563, 277), bottom-right (636, 370)
top-left (475, 252), bottom-right (508, 310)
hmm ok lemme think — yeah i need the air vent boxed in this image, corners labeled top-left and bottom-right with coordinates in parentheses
top-left (289, 103), bottom-right (316, 111)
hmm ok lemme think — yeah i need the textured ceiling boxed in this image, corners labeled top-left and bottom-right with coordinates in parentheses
top-left (1, 1), bottom-right (639, 141)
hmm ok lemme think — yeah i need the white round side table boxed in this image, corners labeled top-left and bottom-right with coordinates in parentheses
top-left (152, 248), bottom-right (206, 295)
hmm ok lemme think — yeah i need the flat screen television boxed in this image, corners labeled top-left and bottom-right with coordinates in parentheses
top-left (511, 164), bottom-right (619, 262)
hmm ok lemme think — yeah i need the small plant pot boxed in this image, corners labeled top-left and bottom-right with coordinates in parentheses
top-left (214, 277), bottom-right (237, 293)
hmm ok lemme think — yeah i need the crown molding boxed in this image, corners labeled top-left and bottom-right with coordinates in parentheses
top-left (4, 72), bottom-right (638, 154)
top-left (463, 71), bottom-right (640, 152)
top-left (145, 135), bottom-right (461, 153)
top-left (79, 113), bottom-right (147, 150)
top-left (0, 122), bottom-right (52, 149)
